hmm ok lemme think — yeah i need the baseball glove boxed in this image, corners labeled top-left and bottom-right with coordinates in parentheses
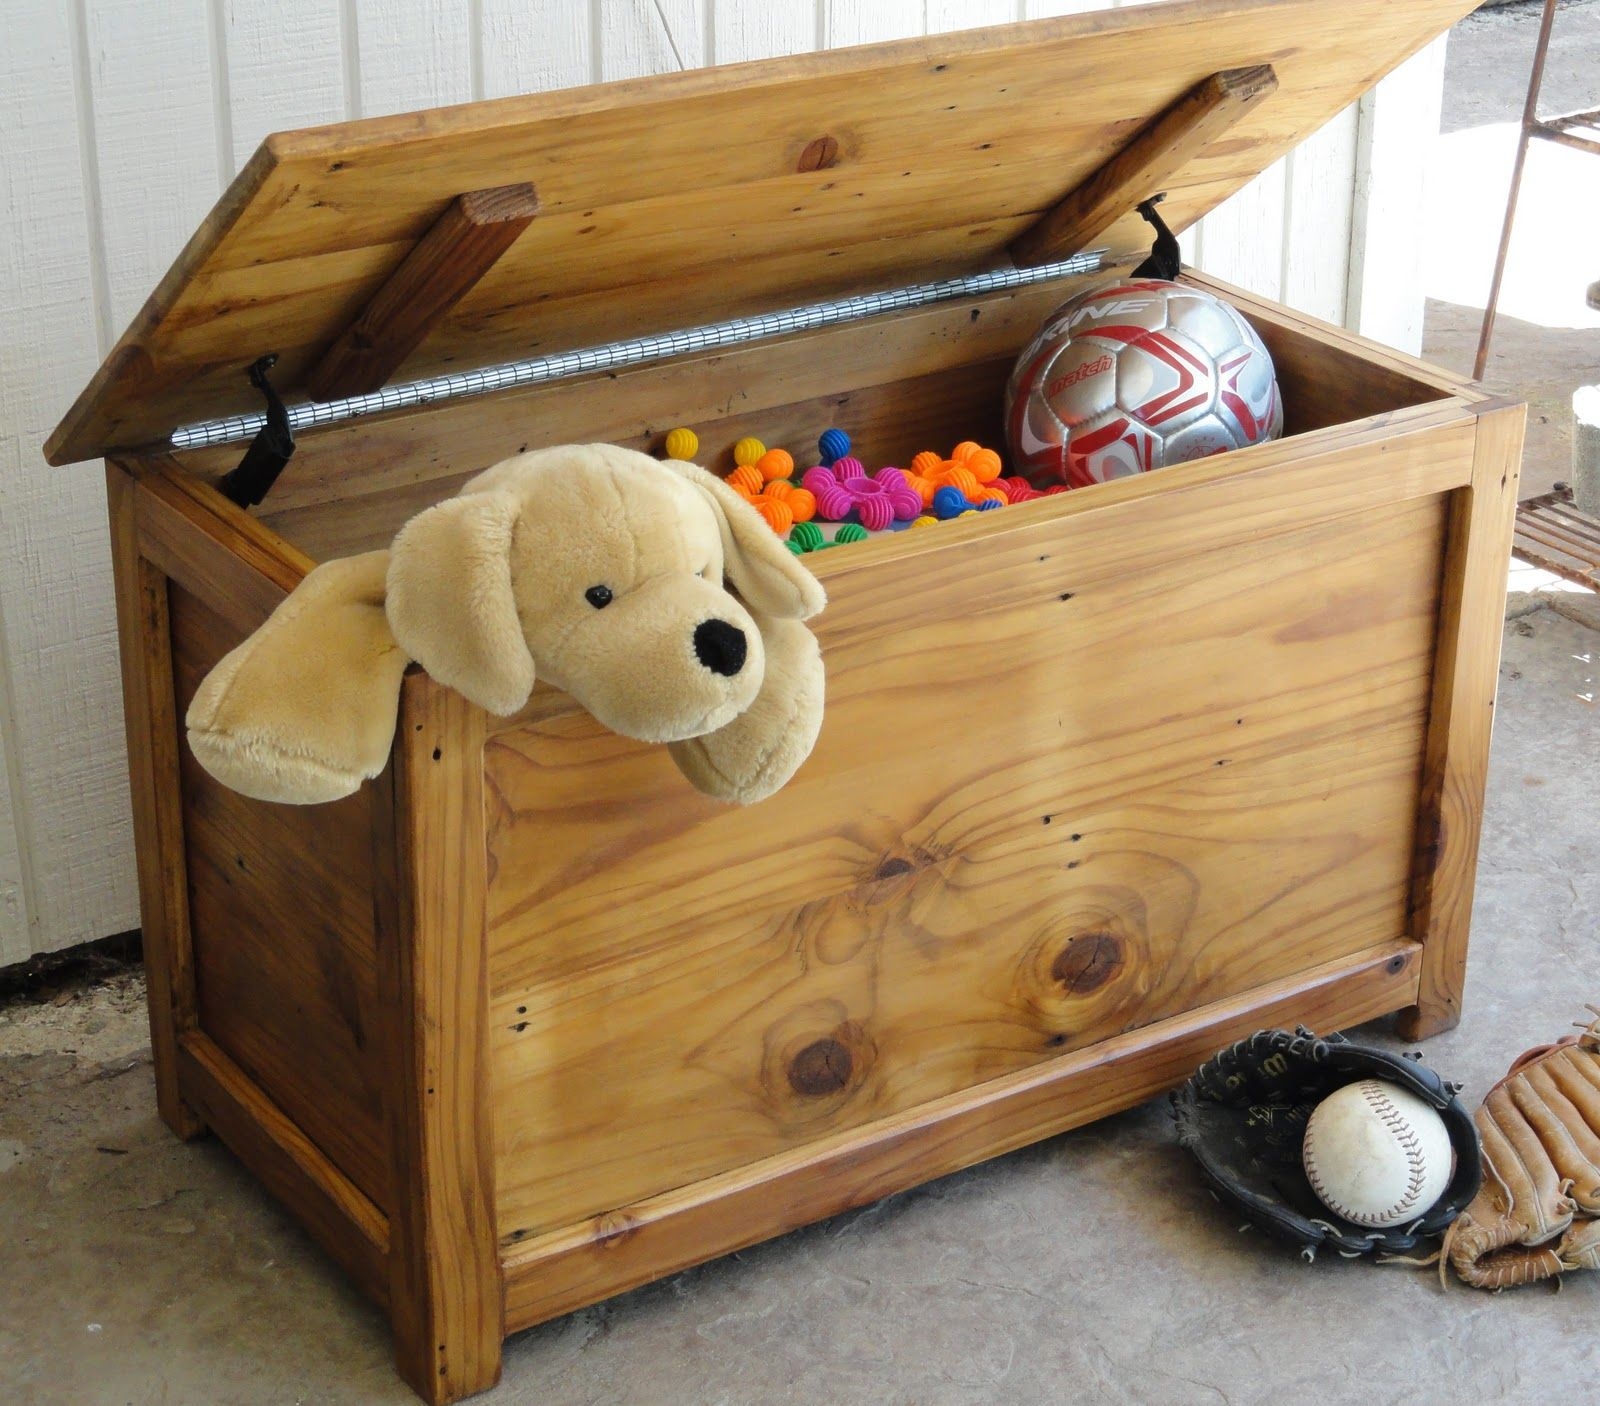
top-left (1445, 1008), bottom-right (1600, 1289)
top-left (1172, 1027), bottom-right (1482, 1259)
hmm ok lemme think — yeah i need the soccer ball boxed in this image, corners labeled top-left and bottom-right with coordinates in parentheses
top-left (1004, 278), bottom-right (1284, 490)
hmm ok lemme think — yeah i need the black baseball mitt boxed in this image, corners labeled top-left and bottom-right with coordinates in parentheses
top-left (1171, 1027), bottom-right (1482, 1259)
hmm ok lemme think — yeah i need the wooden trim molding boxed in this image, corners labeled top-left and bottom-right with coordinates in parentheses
top-left (1397, 402), bottom-right (1524, 1038)
top-left (106, 462), bottom-right (204, 1140)
top-left (377, 676), bottom-right (503, 1404)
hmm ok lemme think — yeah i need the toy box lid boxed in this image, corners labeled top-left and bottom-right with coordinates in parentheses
top-left (47, 0), bottom-right (1474, 466)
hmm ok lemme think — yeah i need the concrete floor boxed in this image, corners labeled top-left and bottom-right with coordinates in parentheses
top-left (5, 6), bottom-right (1600, 1405)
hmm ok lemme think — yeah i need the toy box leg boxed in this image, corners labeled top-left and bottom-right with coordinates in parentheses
top-left (1396, 405), bottom-right (1523, 1043)
top-left (106, 465), bottom-right (207, 1141)
top-left (378, 677), bottom-right (503, 1404)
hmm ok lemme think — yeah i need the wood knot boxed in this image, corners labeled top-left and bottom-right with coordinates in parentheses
top-left (798, 135), bottom-right (841, 172)
top-left (788, 1037), bottom-right (853, 1096)
top-left (1052, 931), bottom-right (1123, 994)
top-left (874, 856), bottom-right (913, 879)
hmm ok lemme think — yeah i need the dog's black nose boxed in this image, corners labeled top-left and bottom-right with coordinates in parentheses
top-left (693, 619), bottom-right (747, 677)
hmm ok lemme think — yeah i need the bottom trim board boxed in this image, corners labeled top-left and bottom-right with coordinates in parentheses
top-left (501, 938), bottom-right (1420, 1332)
top-left (177, 1031), bottom-right (391, 1308)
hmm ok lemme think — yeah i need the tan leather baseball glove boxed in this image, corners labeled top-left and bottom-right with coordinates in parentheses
top-left (1445, 1008), bottom-right (1600, 1289)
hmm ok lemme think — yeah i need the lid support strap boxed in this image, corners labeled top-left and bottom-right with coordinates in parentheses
top-left (1007, 64), bottom-right (1278, 270)
top-left (216, 355), bottom-right (296, 508)
top-left (305, 182), bottom-right (541, 403)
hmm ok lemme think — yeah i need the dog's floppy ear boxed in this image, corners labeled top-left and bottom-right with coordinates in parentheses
top-left (386, 489), bottom-right (535, 716)
top-left (665, 459), bottom-right (826, 621)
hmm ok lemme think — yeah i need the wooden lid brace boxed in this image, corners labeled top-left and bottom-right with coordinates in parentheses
top-left (1009, 65), bottom-right (1279, 270)
top-left (306, 182), bottom-right (542, 403)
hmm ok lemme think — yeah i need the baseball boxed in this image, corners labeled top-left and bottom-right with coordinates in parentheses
top-left (1301, 1079), bottom-right (1453, 1228)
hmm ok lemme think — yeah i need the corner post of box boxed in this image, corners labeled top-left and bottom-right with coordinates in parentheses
top-left (105, 461), bottom-right (206, 1141)
top-left (376, 671), bottom-right (503, 1403)
top-left (1397, 401), bottom-right (1525, 1041)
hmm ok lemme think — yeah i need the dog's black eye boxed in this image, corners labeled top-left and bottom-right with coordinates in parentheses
top-left (584, 585), bottom-right (613, 609)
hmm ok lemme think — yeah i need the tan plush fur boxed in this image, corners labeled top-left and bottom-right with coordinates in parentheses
top-left (186, 551), bottom-right (407, 805)
top-left (185, 445), bottom-right (827, 806)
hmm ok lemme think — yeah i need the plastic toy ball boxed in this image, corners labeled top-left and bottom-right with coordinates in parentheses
top-left (818, 428), bottom-right (851, 465)
top-left (932, 486), bottom-right (968, 519)
top-left (910, 450), bottom-right (943, 476)
top-left (788, 521), bottom-right (826, 553)
top-left (833, 523), bottom-right (869, 545)
top-left (756, 448), bottom-right (795, 482)
top-left (801, 462), bottom-right (920, 530)
top-left (664, 427), bottom-right (699, 461)
top-left (733, 436), bottom-right (767, 468)
top-left (910, 515), bottom-right (939, 529)
top-left (950, 442), bottom-right (1004, 480)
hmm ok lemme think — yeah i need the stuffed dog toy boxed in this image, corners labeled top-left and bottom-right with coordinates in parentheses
top-left (186, 444), bottom-right (827, 806)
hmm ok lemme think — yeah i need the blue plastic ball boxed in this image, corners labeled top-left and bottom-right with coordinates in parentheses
top-left (932, 486), bottom-right (971, 520)
top-left (818, 428), bottom-right (851, 465)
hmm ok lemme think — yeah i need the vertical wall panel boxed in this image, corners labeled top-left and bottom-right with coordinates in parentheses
top-left (0, 0), bottom-right (145, 959)
top-left (82, 0), bottom-right (223, 331)
top-left (829, 0), bottom-right (924, 46)
top-left (480, 0), bottom-right (592, 95)
top-left (1282, 104), bottom-right (1359, 326)
top-left (715, 0), bottom-right (817, 64)
top-left (927, 0), bottom-right (1015, 31)
top-left (0, 712), bottom-right (24, 963)
top-left (354, 0), bottom-right (475, 115)
top-left (222, 0), bottom-right (349, 168)
top-left (601, 0), bottom-right (704, 80)
top-left (1192, 157), bottom-right (1288, 302)
top-left (1025, 0), bottom-right (1115, 15)
top-left (1348, 36), bottom-right (1449, 354)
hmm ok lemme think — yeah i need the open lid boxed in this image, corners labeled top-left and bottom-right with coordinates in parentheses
top-left (48, 0), bottom-right (1473, 466)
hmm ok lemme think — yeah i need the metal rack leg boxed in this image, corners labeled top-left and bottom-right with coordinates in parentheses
top-left (1473, 0), bottom-right (1562, 383)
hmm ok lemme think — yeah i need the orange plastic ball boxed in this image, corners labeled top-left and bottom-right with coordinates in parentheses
top-left (756, 448), bottom-right (795, 481)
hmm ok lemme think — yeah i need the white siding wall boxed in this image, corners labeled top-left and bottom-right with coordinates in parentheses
top-left (0, 0), bottom-right (1448, 960)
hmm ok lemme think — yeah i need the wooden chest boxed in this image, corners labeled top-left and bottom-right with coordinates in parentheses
top-left (50, 2), bottom-right (1516, 1400)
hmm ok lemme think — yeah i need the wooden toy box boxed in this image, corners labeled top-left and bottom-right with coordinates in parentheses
top-left (50, 2), bottom-right (1515, 1400)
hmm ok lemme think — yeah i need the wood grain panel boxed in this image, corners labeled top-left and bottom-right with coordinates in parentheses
top-left (1397, 402), bottom-right (1524, 1038)
top-left (485, 484), bottom-right (1450, 1238)
top-left (169, 582), bottom-right (391, 1212)
top-left (501, 938), bottom-right (1421, 1328)
top-left (47, 0), bottom-right (1479, 464)
top-left (264, 356), bottom-right (1018, 560)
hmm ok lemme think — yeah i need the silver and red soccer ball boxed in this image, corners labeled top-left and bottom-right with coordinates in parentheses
top-left (1004, 278), bottom-right (1284, 490)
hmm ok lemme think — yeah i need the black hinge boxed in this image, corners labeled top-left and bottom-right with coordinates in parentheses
top-left (1132, 195), bottom-right (1183, 281)
top-left (216, 355), bottom-right (295, 508)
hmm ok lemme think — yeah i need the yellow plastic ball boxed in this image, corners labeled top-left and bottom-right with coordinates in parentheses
top-left (664, 427), bottom-right (699, 461)
top-left (733, 436), bottom-right (767, 468)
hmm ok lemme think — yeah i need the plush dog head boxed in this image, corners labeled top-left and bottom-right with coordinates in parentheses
top-left (385, 444), bottom-right (826, 742)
